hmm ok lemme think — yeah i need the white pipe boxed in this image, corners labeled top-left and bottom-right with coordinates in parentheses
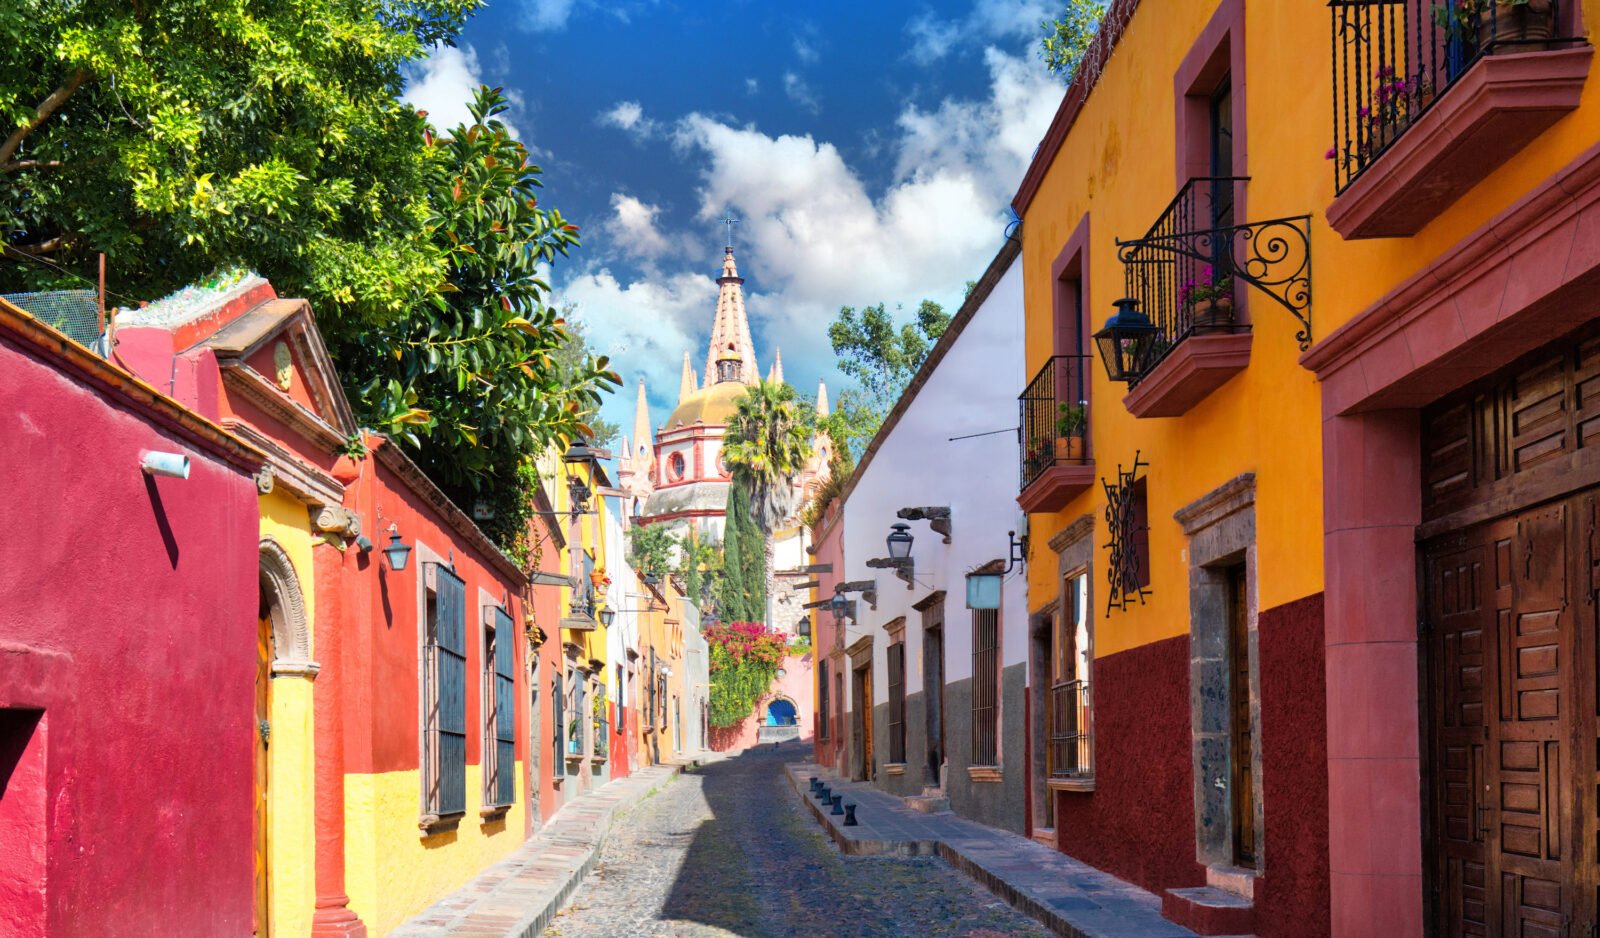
top-left (141, 451), bottom-right (190, 479)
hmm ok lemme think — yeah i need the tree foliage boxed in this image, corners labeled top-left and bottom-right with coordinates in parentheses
top-left (716, 484), bottom-right (767, 624)
top-left (826, 300), bottom-right (949, 459)
top-left (705, 621), bottom-right (788, 728)
top-left (1040, 0), bottom-right (1108, 82)
top-left (626, 523), bottom-right (677, 583)
top-left (722, 379), bottom-right (816, 533)
top-left (551, 310), bottom-right (621, 447)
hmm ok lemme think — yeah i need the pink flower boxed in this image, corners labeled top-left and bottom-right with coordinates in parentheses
top-left (1324, 147), bottom-right (1336, 160)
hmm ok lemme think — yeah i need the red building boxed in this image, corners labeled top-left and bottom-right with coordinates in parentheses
top-left (0, 298), bottom-right (265, 935)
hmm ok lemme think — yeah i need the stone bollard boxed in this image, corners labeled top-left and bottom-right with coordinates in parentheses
top-left (808, 776), bottom-right (818, 792)
top-left (817, 785), bottom-right (830, 801)
top-left (830, 795), bottom-right (844, 816)
top-left (843, 803), bottom-right (858, 826)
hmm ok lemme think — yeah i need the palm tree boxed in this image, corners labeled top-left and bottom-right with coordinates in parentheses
top-left (722, 379), bottom-right (815, 624)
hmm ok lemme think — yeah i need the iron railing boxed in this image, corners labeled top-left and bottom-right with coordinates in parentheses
top-left (1019, 354), bottom-right (1093, 491)
top-left (1330, 0), bottom-right (1575, 193)
top-left (1049, 679), bottom-right (1092, 778)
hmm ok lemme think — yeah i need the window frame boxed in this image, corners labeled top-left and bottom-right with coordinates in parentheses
top-left (887, 640), bottom-right (906, 765)
top-left (421, 560), bottom-right (468, 825)
top-left (970, 608), bottom-right (1000, 768)
top-left (481, 603), bottom-right (517, 811)
top-left (1049, 570), bottom-right (1094, 781)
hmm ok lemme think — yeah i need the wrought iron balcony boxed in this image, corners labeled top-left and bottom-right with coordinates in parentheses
top-left (1018, 354), bottom-right (1092, 493)
top-left (1049, 679), bottom-right (1091, 779)
top-left (1330, 0), bottom-right (1578, 194)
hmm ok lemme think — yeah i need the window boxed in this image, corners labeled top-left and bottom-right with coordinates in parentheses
top-left (566, 668), bottom-right (585, 762)
top-left (482, 605), bottom-right (516, 809)
top-left (423, 565), bottom-right (468, 819)
top-left (658, 675), bottom-right (668, 730)
top-left (552, 672), bottom-right (564, 767)
top-left (833, 670), bottom-right (844, 742)
top-left (646, 647), bottom-right (657, 731)
top-left (668, 451), bottom-right (686, 482)
top-left (971, 608), bottom-right (999, 767)
top-left (615, 664), bottom-right (626, 735)
top-left (818, 659), bottom-right (830, 740)
top-left (1130, 477), bottom-right (1151, 591)
top-left (1050, 572), bottom-right (1093, 778)
top-left (593, 682), bottom-right (608, 759)
top-left (887, 642), bottom-right (906, 764)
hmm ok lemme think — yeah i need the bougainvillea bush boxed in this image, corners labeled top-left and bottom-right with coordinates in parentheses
top-left (706, 621), bottom-right (789, 728)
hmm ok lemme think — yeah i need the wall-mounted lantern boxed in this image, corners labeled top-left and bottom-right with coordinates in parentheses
top-left (965, 531), bottom-right (1024, 610)
top-left (886, 523), bottom-right (914, 561)
top-left (598, 607), bottom-right (616, 627)
top-left (1093, 297), bottom-right (1159, 384)
top-left (383, 522), bottom-right (413, 572)
top-left (562, 441), bottom-right (600, 515)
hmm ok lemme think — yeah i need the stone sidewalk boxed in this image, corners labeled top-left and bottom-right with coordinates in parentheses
top-left (392, 763), bottom-right (686, 938)
top-left (786, 763), bottom-right (1210, 938)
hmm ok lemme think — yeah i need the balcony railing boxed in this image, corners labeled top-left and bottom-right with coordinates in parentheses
top-left (1330, 0), bottom-right (1577, 193)
top-left (1019, 354), bottom-right (1092, 492)
top-left (1048, 679), bottom-right (1091, 778)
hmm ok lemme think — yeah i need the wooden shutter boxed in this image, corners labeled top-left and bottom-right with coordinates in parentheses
top-left (552, 673), bottom-right (564, 765)
top-left (492, 606), bottom-right (516, 807)
top-left (434, 566), bottom-right (468, 816)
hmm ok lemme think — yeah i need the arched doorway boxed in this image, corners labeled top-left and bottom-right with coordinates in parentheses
top-left (256, 540), bottom-right (312, 937)
top-left (765, 697), bottom-right (798, 727)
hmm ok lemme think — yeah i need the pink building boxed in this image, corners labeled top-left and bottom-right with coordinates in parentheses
top-left (709, 653), bottom-right (815, 752)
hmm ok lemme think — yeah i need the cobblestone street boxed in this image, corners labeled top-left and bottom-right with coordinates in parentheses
top-left (543, 744), bottom-right (1049, 938)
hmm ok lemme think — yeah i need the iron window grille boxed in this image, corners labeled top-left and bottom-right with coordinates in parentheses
top-left (1103, 453), bottom-right (1152, 615)
top-left (887, 642), bottom-right (906, 765)
top-left (483, 606), bottom-right (517, 809)
top-left (1115, 177), bottom-right (1311, 381)
top-left (1329, 0), bottom-right (1577, 193)
top-left (971, 609), bottom-right (999, 767)
top-left (423, 565), bottom-right (468, 819)
top-left (566, 669), bottom-right (585, 761)
top-left (1051, 571), bottom-right (1094, 778)
top-left (1018, 354), bottom-right (1093, 492)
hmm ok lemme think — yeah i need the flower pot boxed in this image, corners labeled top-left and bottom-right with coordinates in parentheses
top-left (1189, 298), bottom-right (1214, 330)
top-left (1480, 2), bottom-right (1553, 53)
top-left (1194, 296), bottom-right (1235, 334)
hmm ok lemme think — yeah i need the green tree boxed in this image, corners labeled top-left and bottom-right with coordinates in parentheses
top-left (333, 87), bottom-right (620, 557)
top-left (825, 299), bottom-right (950, 459)
top-left (551, 309), bottom-right (621, 447)
top-left (723, 379), bottom-right (815, 622)
top-left (0, 0), bottom-right (476, 318)
top-left (679, 527), bottom-right (720, 613)
top-left (715, 484), bottom-right (765, 623)
top-left (1040, 0), bottom-right (1107, 82)
top-left (627, 523), bottom-right (677, 582)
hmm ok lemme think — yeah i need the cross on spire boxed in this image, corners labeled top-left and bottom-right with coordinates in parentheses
top-left (723, 213), bottom-right (740, 251)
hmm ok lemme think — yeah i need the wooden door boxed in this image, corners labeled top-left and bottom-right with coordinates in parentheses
top-left (1427, 500), bottom-right (1591, 938)
top-left (254, 614), bottom-right (271, 936)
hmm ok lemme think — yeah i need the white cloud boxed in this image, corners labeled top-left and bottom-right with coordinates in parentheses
top-left (794, 35), bottom-right (820, 64)
top-left (571, 47), bottom-right (1061, 436)
top-left (904, 0), bottom-right (1057, 64)
top-left (520, 0), bottom-right (579, 31)
top-left (403, 45), bottom-right (522, 140)
top-left (596, 100), bottom-right (659, 140)
top-left (745, 77), bottom-right (760, 96)
top-left (906, 13), bottom-right (961, 65)
top-left (603, 194), bottom-right (673, 259)
top-left (783, 72), bottom-right (821, 114)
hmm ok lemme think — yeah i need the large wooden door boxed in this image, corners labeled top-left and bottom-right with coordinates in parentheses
top-left (1427, 500), bottom-right (1592, 937)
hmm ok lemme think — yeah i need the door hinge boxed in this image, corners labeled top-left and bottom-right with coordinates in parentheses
top-left (258, 719), bottom-right (271, 748)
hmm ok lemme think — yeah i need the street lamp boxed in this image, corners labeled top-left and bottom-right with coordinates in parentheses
top-left (829, 588), bottom-right (850, 623)
top-left (383, 523), bottom-right (412, 572)
top-left (1093, 297), bottom-right (1159, 383)
top-left (598, 607), bottom-right (615, 627)
top-left (886, 523), bottom-right (914, 562)
top-left (562, 441), bottom-right (600, 514)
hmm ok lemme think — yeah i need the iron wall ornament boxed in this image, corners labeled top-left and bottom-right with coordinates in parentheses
top-left (1101, 452), bottom-right (1151, 616)
top-left (1115, 176), bottom-right (1313, 361)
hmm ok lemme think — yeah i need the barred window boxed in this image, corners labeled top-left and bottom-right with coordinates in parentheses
top-left (971, 608), bottom-right (999, 767)
top-left (482, 605), bottom-right (516, 809)
top-left (887, 642), bottom-right (906, 764)
top-left (1049, 571), bottom-right (1093, 779)
top-left (423, 566), bottom-right (467, 819)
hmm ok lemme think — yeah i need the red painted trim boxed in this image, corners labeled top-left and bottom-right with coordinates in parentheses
top-left (1013, 0), bottom-right (1145, 217)
top-left (1121, 333), bottom-right (1252, 418)
top-left (1327, 48), bottom-right (1593, 239)
top-left (1051, 213), bottom-right (1094, 358)
top-left (1173, 0), bottom-right (1247, 187)
top-left (312, 541), bottom-right (365, 935)
top-left (1017, 464), bottom-right (1097, 514)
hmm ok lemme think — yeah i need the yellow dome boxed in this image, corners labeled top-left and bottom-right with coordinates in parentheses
top-left (666, 381), bottom-right (748, 429)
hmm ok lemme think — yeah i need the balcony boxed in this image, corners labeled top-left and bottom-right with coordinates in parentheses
top-left (1017, 354), bottom-right (1095, 514)
top-left (1327, 0), bottom-right (1589, 239)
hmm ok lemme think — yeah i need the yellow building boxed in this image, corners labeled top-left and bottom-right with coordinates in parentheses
top-left (1012, 2), bottom-right (1600, 936)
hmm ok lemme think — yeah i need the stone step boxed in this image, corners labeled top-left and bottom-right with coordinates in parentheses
top-left (902, 794), bottom-right (951, 814)
top-left (1162, 885), bottom-right (1255, 937)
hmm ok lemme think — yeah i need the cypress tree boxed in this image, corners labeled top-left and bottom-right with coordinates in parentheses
top-left (716, 484), bottom-right (767, 623)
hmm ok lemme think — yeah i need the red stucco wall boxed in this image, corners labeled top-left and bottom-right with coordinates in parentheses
top-left (0, 334), bottom-right (259, 935)
top-left (1256, 593), bottom-right (1330, 938)
top-left (1054, 634), bottom-right (1205, 895)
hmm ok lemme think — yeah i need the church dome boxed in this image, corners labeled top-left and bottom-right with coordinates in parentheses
top-left (665, 381), bottom-right (748, 430)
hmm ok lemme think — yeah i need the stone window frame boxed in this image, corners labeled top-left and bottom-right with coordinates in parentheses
top-left (1174, 473), bottom-right (1262, 877)
top-left (1047, 515), bottom-right (1096, 795)
top-left (258, 538), bottom-right (317, 676)
top-left (884, 616), bottom-right (907, 769)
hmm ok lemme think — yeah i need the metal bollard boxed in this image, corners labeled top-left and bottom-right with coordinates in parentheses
top-left (817, 785), bottom-right (830, 801)
top-left (808, 776), bottom-right (818, 791)
top-left (843, 803), bottom-right (858, 826)
top-left (831, 795), bottom-right (844, 816)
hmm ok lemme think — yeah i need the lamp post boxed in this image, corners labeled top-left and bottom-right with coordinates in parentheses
top-left (1093, 297), bottom-right (1159, 383)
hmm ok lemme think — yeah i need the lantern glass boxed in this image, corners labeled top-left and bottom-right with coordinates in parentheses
top-left (829, 590), bottom-right (849, 622)
top-left (965, 572), bottom-right (1002, 610)
top-left (383, 525), bottom-right (412, 572)
top-left (598, 607), bottom-right (615, 626)
top-left (886, 523), bottom-right (913, 561)
top-left (1093, 297), bottom-right (1159, 383)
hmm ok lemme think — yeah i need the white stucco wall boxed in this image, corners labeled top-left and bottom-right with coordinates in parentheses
top-left (835, 255), bottom-right (1028, 722)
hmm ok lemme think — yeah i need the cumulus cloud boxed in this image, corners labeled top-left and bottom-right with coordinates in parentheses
top-left (567, 47), bottom-right (1060, 433)
top-left (403, 44), bottom-right (522, 140)
top-left (603, 194), bottom-right (673, 259)
top-left (904, 0), bottom-right (1056, 63)
top-left (596, 100), bottom-right (659, 140)
top-left (906, 13), bottom-right (962, 65)
top-left (783, 72), bottom-right (821, 114)
top-left (519, 0), bottom-right (579, 31)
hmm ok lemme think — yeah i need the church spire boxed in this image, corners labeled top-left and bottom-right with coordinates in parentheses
top-left (631, 379), bottom-right (654, 474)
top-left (769, 348), bottom-right (784, 384)
top-left (703, 246), bottom-right (758, 389)
top-left (678, 351), bottom-right (696, 403)
top-left (816, 379), bottom-right (829, 417)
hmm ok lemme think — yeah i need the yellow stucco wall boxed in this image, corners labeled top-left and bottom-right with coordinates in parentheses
top-left (1020, 0), bottom-right (1600, 656)
top-left (258, 489), bottom-right (318, 937)
top-left (344, 765), bottom-right (526, 936)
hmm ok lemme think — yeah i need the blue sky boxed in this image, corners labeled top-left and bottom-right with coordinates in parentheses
top-left (404, 0), bottom-right (1064, 441)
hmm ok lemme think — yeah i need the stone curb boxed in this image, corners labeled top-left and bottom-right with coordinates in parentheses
top-left (784, 764), bottom-right (1206, 938)
top-left (392, 763), bottom-right (690, 938)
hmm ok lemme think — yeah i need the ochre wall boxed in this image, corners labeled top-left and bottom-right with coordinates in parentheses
top-left (0, 334), bottom-right (260, 935)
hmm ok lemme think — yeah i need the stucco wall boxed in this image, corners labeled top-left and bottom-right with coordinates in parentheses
top-left (0, 334), bottom-right (260, 935)
top-left (709, 653), bottom-right (814, 752)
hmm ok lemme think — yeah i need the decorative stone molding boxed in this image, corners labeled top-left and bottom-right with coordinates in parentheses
top-left (313, 505), bottom-right (361, 537)
top-left (259, 538), bottom-right (315, 671)
top-left (1174, 473), bottom-right (1256, 535)
top-left (967, 766), bottom-right (1003, 783)
top-left (912, 590), bottom-right (946, 612)
top-left (1048, 513), bottom-right (1096, 554)
top-left (255, 463), bottom-right (275, 494)
top-left (884, 617), bottom-right (906, 642)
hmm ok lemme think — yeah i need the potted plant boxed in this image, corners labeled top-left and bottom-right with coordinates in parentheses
top-left (1204, 275), bottom-right (1236, 331)
top-left (1054, 402), bottom-right (1087, 461)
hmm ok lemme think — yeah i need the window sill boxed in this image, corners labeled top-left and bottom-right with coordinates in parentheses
top-left (479, 804), bottom-right (510, 821)
top-left (1048, 776), bottom-right (1096, 792)
top-left (1123, 333), bottom-right (1251, 418)
top-left (418, 812), bottom-right (464, 835)
top-left (1328, 46), bottom-right (1592, 239)
top-left (883, 762), bottom-right (907, 776)
top-left (967, 766), bottom-right (1002, 783)
top-left (1018, 463), bottom-right (1096, 514)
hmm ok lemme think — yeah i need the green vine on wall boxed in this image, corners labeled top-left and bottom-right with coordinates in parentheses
top-left (706, 621), bottom-right (788, 728)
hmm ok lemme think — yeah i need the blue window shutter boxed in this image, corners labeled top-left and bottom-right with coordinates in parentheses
top-left (434, 566), bottom-right (468, 815)
top-left (552, 675), bottom-right (564, 765)
top-left (493, 606), bottom-right (516, 806)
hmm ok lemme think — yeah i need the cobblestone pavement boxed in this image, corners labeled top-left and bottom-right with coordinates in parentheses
top-left (544, 744), bottom-right (1049, 938)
